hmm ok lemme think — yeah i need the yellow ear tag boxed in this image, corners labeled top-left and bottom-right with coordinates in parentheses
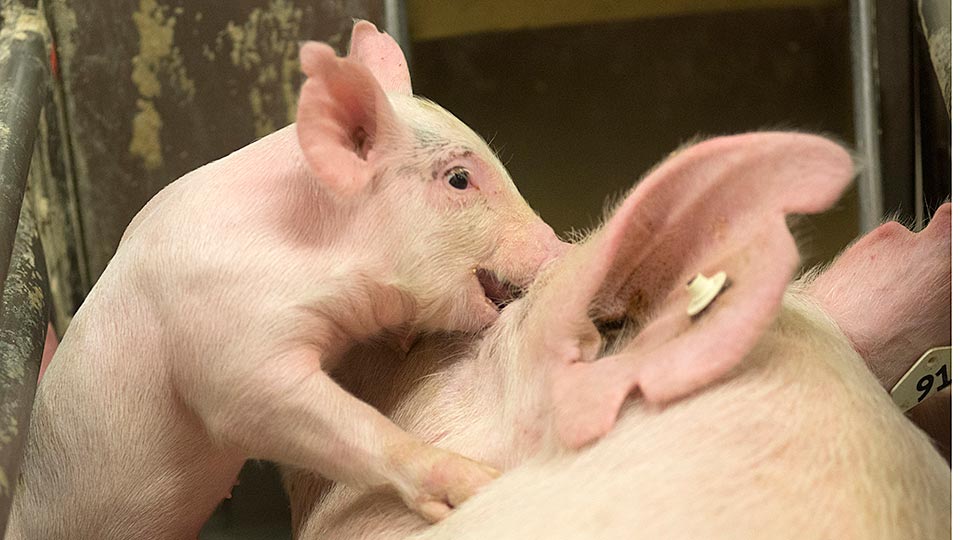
top-left (686, 271), bottom-right (728, 317)
top-left (890, 346), bottom-right (951, 412)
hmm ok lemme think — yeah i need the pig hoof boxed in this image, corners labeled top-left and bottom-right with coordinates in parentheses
top-left (395, 447), bottom-right (501, 522)
top-left (415, 500), bottom-right (453, 523)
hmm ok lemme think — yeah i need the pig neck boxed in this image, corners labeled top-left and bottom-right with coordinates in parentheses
top-left (242, 124), bottom-right (416, 325)
top-left (116, 125), bottom-right (417, 363)
top-left (233, 124), bottom-right (390, 254)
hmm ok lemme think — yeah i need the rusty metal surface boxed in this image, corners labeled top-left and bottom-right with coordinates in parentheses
top-left (42, 0), bottom-right (386, 288)
top-left (0, 3), bottom-right (48, 311)
top-left (0, 194), bottom-right (48, 535)
top-left (26, 60), bottom-right (88, 334)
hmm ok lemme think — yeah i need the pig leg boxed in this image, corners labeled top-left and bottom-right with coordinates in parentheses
top-left (182, 347), bottom-right (498, 523)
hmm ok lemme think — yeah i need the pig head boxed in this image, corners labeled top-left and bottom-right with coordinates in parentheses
top-left (297, 22), bottom-right (564, 333)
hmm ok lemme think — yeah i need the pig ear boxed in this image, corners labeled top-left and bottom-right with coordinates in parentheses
top-left (546, 132), bottom-right (854, 448)
top-left (808, 203), bottom-right (951, 391)
top-left (347, 20), bottom-right (413, 96)
top-left (297, 41), bottom-right (399, 198)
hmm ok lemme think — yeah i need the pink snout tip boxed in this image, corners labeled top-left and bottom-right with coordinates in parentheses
top-left (521, 233), bottom-right (570, 287)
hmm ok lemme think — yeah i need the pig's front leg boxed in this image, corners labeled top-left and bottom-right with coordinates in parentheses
top-left (179, 348), bottom-right (499, 523)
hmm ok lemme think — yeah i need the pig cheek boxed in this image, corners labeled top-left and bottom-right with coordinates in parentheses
top-left (423, 184), bottom-right (495, 256)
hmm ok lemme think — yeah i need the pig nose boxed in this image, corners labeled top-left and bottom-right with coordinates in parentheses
top-left (925, 202), bottom-right (951, 237)
top-left (503, 220), bottom-right (567, 287)
top-left (537, 240), bottom-right (571, 270)
top-left (537, 223), bottom-right (569, 259)
top-left (530, 226), bottom-right (570, 275)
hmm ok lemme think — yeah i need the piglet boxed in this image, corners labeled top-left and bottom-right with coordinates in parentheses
top-left (287, 133), bottom-right (949, 540)
top-left (8, 21), bottom-right (564, 539)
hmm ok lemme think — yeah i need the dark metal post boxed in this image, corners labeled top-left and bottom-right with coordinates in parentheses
top-left (917, 0), bottom-right (950, 114)
top-left (0, 6), bottom-right (49, 306)
top-left (384, 0), bottom-right (411, 64)
top-left (849, 0), bottom-right (884, 232)
top-left (0, 195), bottom-right (47, 535)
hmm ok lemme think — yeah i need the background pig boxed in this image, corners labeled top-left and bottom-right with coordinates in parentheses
top-left (285, 133), bottom-right (949, 540)
top-left (809, 203), bottom-right (952, 459)
top-left (8, 21), bottom-right (563, 539)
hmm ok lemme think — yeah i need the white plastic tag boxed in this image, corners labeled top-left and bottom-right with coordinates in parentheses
top-left (889, 346), bottom-right (951, 413)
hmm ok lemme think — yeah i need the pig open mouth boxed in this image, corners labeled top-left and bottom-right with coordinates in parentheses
top-left (476, 268), bottom-right (524, 310)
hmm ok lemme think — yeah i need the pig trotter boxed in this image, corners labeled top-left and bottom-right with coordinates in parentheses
top-left (390, 442), bottom-right (501, 522)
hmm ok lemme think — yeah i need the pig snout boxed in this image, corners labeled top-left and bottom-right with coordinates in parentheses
top-left (471, 220), bottom-right (567, 316)
top-left (494, 220), bottom-right (568, 288)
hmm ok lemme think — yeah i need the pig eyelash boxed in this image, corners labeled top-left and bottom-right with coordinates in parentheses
top-left (445, 167), bottom-right (471, 190)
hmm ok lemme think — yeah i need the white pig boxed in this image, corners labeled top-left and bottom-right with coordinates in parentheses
top-left (286, 133), bottom-right (950, 540)
top-left (8, 21), bottom-right (565, 539)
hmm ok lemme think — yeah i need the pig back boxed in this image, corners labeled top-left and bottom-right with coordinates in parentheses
top-left (405, 292), bottom-right (950, 540)
top-left (291, 291), bottom-right (949, 540)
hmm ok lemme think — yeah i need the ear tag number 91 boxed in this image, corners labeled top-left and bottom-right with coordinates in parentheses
top-left (890, 346), bottom-right (951, 413)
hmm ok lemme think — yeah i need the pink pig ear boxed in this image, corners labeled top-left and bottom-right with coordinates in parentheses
top-left (297, 41), bottom-right (399, 198)
top-left (347, 20), bottom-right (413, 96)
top-left (809, 203), bottom-right (951, 391)
top-left (546, 132), bottom-right (854, 448)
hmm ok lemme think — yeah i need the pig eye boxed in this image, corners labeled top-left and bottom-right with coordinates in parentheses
top-left (446, 167), bottom-right (470, 190)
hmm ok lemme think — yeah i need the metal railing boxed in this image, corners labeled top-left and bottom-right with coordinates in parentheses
top-left (0, 0), bottom-right (50, 534)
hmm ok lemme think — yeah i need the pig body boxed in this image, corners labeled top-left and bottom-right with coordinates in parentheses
top-left (9, 23), bottom-right (563, 539)
top-left (286, 135), bottom-right (950, 540)
top-left (292, 293), bottom-right (949, 540)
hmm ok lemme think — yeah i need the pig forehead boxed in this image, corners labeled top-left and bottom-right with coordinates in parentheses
top-left (390, 95), bottom-right (501, 162)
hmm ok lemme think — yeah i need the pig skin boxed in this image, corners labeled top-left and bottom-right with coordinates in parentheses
top-left (288, 258), bottom-right (949, 540)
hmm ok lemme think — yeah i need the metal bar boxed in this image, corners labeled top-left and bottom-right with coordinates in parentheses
top-left (0, 6), bottom-right (49, 309)
top-left (383, 0), bottom-right (411, 62)
top-left (849, 0), bottom-right (884, 232)
top-left (916, 0), bottom-right (950, 114)
top-left (913, 0), bottom-right (952, 225)
top-left (0, 195), bottom-right (48, 535)
top-left (873, 0), bottom-right (917, 224)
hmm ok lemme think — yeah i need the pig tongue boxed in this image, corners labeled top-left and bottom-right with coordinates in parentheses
top-left (476, 268), bottom-right (521, 310)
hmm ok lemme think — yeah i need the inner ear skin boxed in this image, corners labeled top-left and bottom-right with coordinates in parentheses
top-left (589, 272), bottom-right (657, 358)
top-left (594, 316), bottom-right (628, 337)
top-left (352, 127), bottom-right (370, 158)
top-left (593, 315), bottom-right (642, 359)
